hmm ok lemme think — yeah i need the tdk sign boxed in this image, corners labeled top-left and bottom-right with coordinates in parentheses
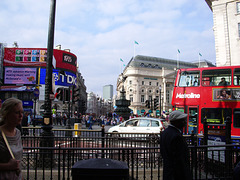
top-left (40, 69), bottom-right (76, 86)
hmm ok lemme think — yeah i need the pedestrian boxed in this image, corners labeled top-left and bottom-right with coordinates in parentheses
top-left (63, 112), bottom-right (67, 126)
top-left (88, 114), bottom-right (93, 130)
top-left (57, 113), bottom-right (62, 125)
top-left (233, 156), bottom-right (240, 180)
top-left (52, 108), bottom-right (57, 125)
top-left (27, 113), bottom-right (32, 125)
top-left (160, 110), bottom-right (192, 180)
top-left (0, 97), bottom-right (23, 180)
top-left (21, 112), bottom-right (29, 136)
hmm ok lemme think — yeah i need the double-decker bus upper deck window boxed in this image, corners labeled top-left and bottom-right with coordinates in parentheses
top-left (201, 108), bottom-right (232, 124)
top-left (234, 68), bottom-right (240, 85)
top-left (233, 109), bottom-right (240, 128)
top-left (202, 69), bottom-right (231, 86)
top-left (179, 71), bottom-right (200, 87)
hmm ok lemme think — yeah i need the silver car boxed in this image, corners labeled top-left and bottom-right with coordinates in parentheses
top-left (108, 117), bottom-right (168, 133)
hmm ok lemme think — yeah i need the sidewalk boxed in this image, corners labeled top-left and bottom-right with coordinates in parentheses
top-left (52, 123), bottom-right (112, 131)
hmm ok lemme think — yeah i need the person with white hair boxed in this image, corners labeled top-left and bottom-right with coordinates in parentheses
top-left (160, 110), bottom-right (192, 180)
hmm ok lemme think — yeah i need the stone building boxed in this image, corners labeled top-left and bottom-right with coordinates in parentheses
top-left (206, 0), bottom-right (240, 66)
top-left (116, 55), bottom-right (202, 116)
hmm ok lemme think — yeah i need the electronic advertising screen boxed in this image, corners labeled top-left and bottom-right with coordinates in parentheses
top-left (39, 68), bottom-right (76, 86)
top-left (3, 48), bottom-right (77, 73)
top-left (4, 67), bottom-right (37, 85)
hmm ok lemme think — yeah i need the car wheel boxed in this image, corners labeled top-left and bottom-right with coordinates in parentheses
top-left (148, 134), bottom-right (159, 145)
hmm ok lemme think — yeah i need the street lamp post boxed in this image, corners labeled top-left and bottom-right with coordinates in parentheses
top-left (39, 0), bottom-right (56, 167)
top-left (66, 86), bottom-right (72, 137)
top-left (159, 85), bottom-right (162, 117)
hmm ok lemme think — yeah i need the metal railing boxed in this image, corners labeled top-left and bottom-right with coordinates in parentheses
top-left (22, 144), bottom-right (240, 180)
top-left (22, 146), bottom-right (162, 180)
top-left (21, 126), bottom-right (240, 180)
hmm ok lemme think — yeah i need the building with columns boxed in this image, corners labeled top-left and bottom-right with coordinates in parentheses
top-left (116, 55), bottom-right (214, 116)
top-left (206, 0), bottom-right (240, 66)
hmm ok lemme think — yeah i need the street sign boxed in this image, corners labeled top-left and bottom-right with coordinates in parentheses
top-left (33, 88), bottom-right (39, 98)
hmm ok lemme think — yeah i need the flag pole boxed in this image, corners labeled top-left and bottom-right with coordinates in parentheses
top-left (177, 49), bottom-right (180, 69)
top-left (120, 58), bottom-right (124, 73)
top-left (198, 54), bottom-right (200, 67)
top-left (134, 43), bottom-right (135, 59)
top-left (198, 53), bottom-right (202, 67)
top-left (177, 53), bottom-right (179, 69)
top-left (120, 61), bottom-right (122, 73)
top-left (134, 41), bottom-right (139, 59)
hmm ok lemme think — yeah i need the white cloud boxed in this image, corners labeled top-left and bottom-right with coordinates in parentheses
top-left (0, 0), bottom-right (215, 95)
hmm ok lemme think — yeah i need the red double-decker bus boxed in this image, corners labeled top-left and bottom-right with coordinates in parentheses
top-left (171, 65), bottom-right (240, 137)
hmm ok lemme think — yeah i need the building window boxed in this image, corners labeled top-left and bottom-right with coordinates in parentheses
top-left (149, 95), bottom-right (152, 101)
top-left (237, 2), bottom-right (240, 14)
top-left (238, 23), bottom-right (240, 37)
top-left (149, 89), bottom-right (152, 93)
top-left (156, 82), bottom-right (159, 86)
top-left (156, 90), bottom-right (159, 94)
top-left (149, 82), bottom-right (151, 86)
top-left (141, 95), bottom-right (145, 102)
top-left (129, 80), bottom-right (132, 85)
top-left (142, 81), bottom-right (144, 85)
top-left (142, 89), bottom-right (144, 93)
top-left (130, 94), bottom-right (133, 102)
top-left (167, 90), bottom-right (170, 103)
top-left (130, 89), bottom-right (132, 92)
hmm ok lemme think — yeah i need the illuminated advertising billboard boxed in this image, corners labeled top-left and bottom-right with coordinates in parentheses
top-left (39, 68), bottom-right (76, 86)
top-left (4, 67), bottom-right (37, 85)
top-left (3, 48), bottom-right (77, 73)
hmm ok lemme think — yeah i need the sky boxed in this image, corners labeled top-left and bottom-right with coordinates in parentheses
top-left (0, 0), bottom-right (216, 96)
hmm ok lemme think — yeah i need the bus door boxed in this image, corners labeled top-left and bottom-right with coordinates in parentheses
top-left (188, 107), bottom-right (198, 134)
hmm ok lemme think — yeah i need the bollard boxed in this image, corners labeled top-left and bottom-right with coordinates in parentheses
top-left (74, 123), bottom-right (82, 137)
top-left (72, 158), bottom-right (129, 180)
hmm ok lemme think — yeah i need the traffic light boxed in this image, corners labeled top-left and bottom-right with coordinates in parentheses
top-left (55, 88), bottom-right (63, 101)
top-left (72, 86), bottom-right (80, 103)
top-left (145, 100), bottom-right (150, 108)
top-left (153, 98), bottom-right (159, 110)
top-left (64, 88), bottom-right (70, 101)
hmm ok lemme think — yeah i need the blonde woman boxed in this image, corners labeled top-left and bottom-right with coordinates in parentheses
top-left (0, 98), bottom-right (23, 180)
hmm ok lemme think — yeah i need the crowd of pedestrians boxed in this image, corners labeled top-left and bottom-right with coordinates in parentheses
top-left (81, 113), bottom-right (124, 128)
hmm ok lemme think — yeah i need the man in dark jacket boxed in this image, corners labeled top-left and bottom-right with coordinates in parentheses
top-left (160, 110), bottom-right (192, 180)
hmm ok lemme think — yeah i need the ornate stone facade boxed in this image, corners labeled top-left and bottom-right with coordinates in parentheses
top-left (116, 55), bottom-right (198, 116)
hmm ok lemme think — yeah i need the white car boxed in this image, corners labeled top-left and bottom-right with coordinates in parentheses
top-left (108, 117), bottom-right (168, 134)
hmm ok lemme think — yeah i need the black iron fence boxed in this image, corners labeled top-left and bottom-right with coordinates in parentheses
top-left (21, 126), bottom-right (240, 180)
